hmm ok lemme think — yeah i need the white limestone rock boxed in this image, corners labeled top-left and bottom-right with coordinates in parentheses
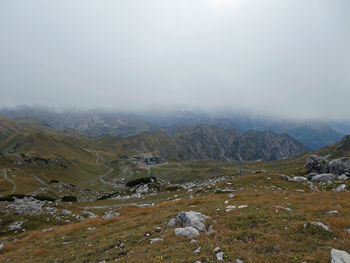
top-left (174, 211), bottom-right (209, 232)
top-left (331, 248), bottom-right (350, 263)
top-left (174, 227), bottom-right (200, 239)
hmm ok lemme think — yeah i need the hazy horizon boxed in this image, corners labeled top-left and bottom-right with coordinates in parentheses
top-left (1, 0), bottom-right (349, 121)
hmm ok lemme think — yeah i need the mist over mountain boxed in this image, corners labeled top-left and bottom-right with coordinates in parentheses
top-left (0, 106), bottom-right (346, 150)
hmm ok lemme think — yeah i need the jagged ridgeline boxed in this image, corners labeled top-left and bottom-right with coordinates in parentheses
top-left (0, 115), bottom-right (308, 163)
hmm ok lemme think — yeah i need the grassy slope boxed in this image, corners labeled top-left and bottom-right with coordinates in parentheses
top-left (1, 171), bottom-right (349, 263)
top-left (0, 126), bottom-right (115, 194)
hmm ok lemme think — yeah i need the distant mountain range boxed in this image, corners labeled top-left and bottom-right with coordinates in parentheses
top-left (140, 108), bottom-right (346, 150)
top-left (0, 115), bottom-right (308, 162)
top-left (0, 106), bottom-right (348, 150)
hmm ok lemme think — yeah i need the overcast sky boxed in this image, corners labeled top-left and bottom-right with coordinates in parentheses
top-left (0, 0), bottom-right (349, 120)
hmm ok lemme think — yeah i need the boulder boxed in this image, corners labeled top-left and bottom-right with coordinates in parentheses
top-left (334, 184), bottom-right (347, 192)
top-left (306, 173), bottom-right (318, 180)
top-left (174, 227), bottom-right (200, 239)
top-left (216, 251), bottom-right (224, 261)
top-left (311, 174), bottom-right (336, 182)
top-left (331, 248), bottom-right (350, 263)
top-left (305, 155), bottom-right (329, 174)
top-left (101, 211), bottom-right (120, 220)
top-left (338, 174), bottom-right (349, 180)
top-left (167, 218), bottom-right (176, 227)
top-left (280, 175), bottom-right (294, 182)
top-left (329, 158), bottom-right (350, 175)
top-left (175, 211), bottom-right (209, 232)
top-left (293, 176), bottom-right (307, 182)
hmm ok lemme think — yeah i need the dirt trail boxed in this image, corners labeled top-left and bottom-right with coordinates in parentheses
top-left (95, 151), bottom-right (119, 188)
top-left (2, 169), bottom-right (16, 193)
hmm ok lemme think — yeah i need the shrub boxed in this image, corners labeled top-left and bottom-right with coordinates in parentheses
top-left (61, 196), bottom-right (77, 202)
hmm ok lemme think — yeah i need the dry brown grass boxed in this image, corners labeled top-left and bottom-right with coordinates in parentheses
top-left (0, 174), bottom-right (349, 262)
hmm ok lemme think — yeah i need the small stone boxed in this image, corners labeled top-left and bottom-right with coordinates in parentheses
top-left (236, 259), bottom-right (244, 263)
top-left (213, 247), bottom-right (221, 253)
top-left (237, 205), bottom-right (248, 209)
top-left (190, 239), bottom-right (198, 244)
top-left (309, 222), bottom-right (332, 232)
top-left (327, 210), bottom-right (339, 215)
top-left (167, 218), bottom-right (176, 227)
top-left (8, 221), bottom-right (23, 231)
top-left (334, 184), bottom-right (347, 192)
top-left (338, 174), bottom-right (348, 180)
top-left (216, 251), bottom-right (224, 261)
top-left (275, 206), bottom-right (293, 212)
top-left (225, 205), bottom-right (236, 212)
top-left (228, 193), bottom-right (234, 198)
top-left (61, 209), bottom-right (72, 216)
top-left (193, 247), bottom-right (201, 254)
top-left (150, 238), bottom-right (163, 244)
top-left (206, 225), bottom-right (215, 235)
top-left (293, 176), bottom-right (307, 182)
top-left (101, 211), bottom-right (120, 220)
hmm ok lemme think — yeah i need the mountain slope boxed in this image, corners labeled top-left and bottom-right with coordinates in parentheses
top-left (0, 115), bottom-right (21, 141)
top-left (0, 114), bottom-right (310, 164)
top-left (0, 107), bottom-right (159, 138)
top-left (314, 135), bottom-right (350, 159)
top-left (282, 123), bottom-right (344, 150)
top-left (141, 108), bottom-right (345, 150)
top-left (173, 125), bottom-right (309, 162)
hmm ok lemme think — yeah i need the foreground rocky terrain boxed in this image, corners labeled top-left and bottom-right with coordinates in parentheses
top-left (0, 154), bottom-right (350, 262)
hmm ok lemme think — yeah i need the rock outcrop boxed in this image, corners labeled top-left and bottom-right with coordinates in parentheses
top-left (331, 248), bottom-right (350, 263)
top-left (301, 155), bottom-right (350, 184)
top-left (305, 155), bottom-right (350, 176)
top-left (305, 155), bottom-right (329, 174)
top-left (311, 174), bottom-right (336, 182)
top-left (101, 211), bottom-right (120, 220)
top-left (174, 211), bottom-right (209, 232)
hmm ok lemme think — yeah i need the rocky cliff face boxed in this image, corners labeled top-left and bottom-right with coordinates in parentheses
top-left (305, 155), bottom-right (350, 176)
top-left (172, 125), bottom-right (309, 162)
top-left (0, 115), bottom-right (309, 163)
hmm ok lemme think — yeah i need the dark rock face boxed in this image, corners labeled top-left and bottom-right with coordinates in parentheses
top-left (173, 125), bottom-right (309, 162)
top-left (305, 155), bottom-right (329, 174)
top-left (310, 174), bottom-right (337, 182)
top-left (305, 155), bottom-right (350, 176)
top-left (329, 158), bottom-right (350, 175)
